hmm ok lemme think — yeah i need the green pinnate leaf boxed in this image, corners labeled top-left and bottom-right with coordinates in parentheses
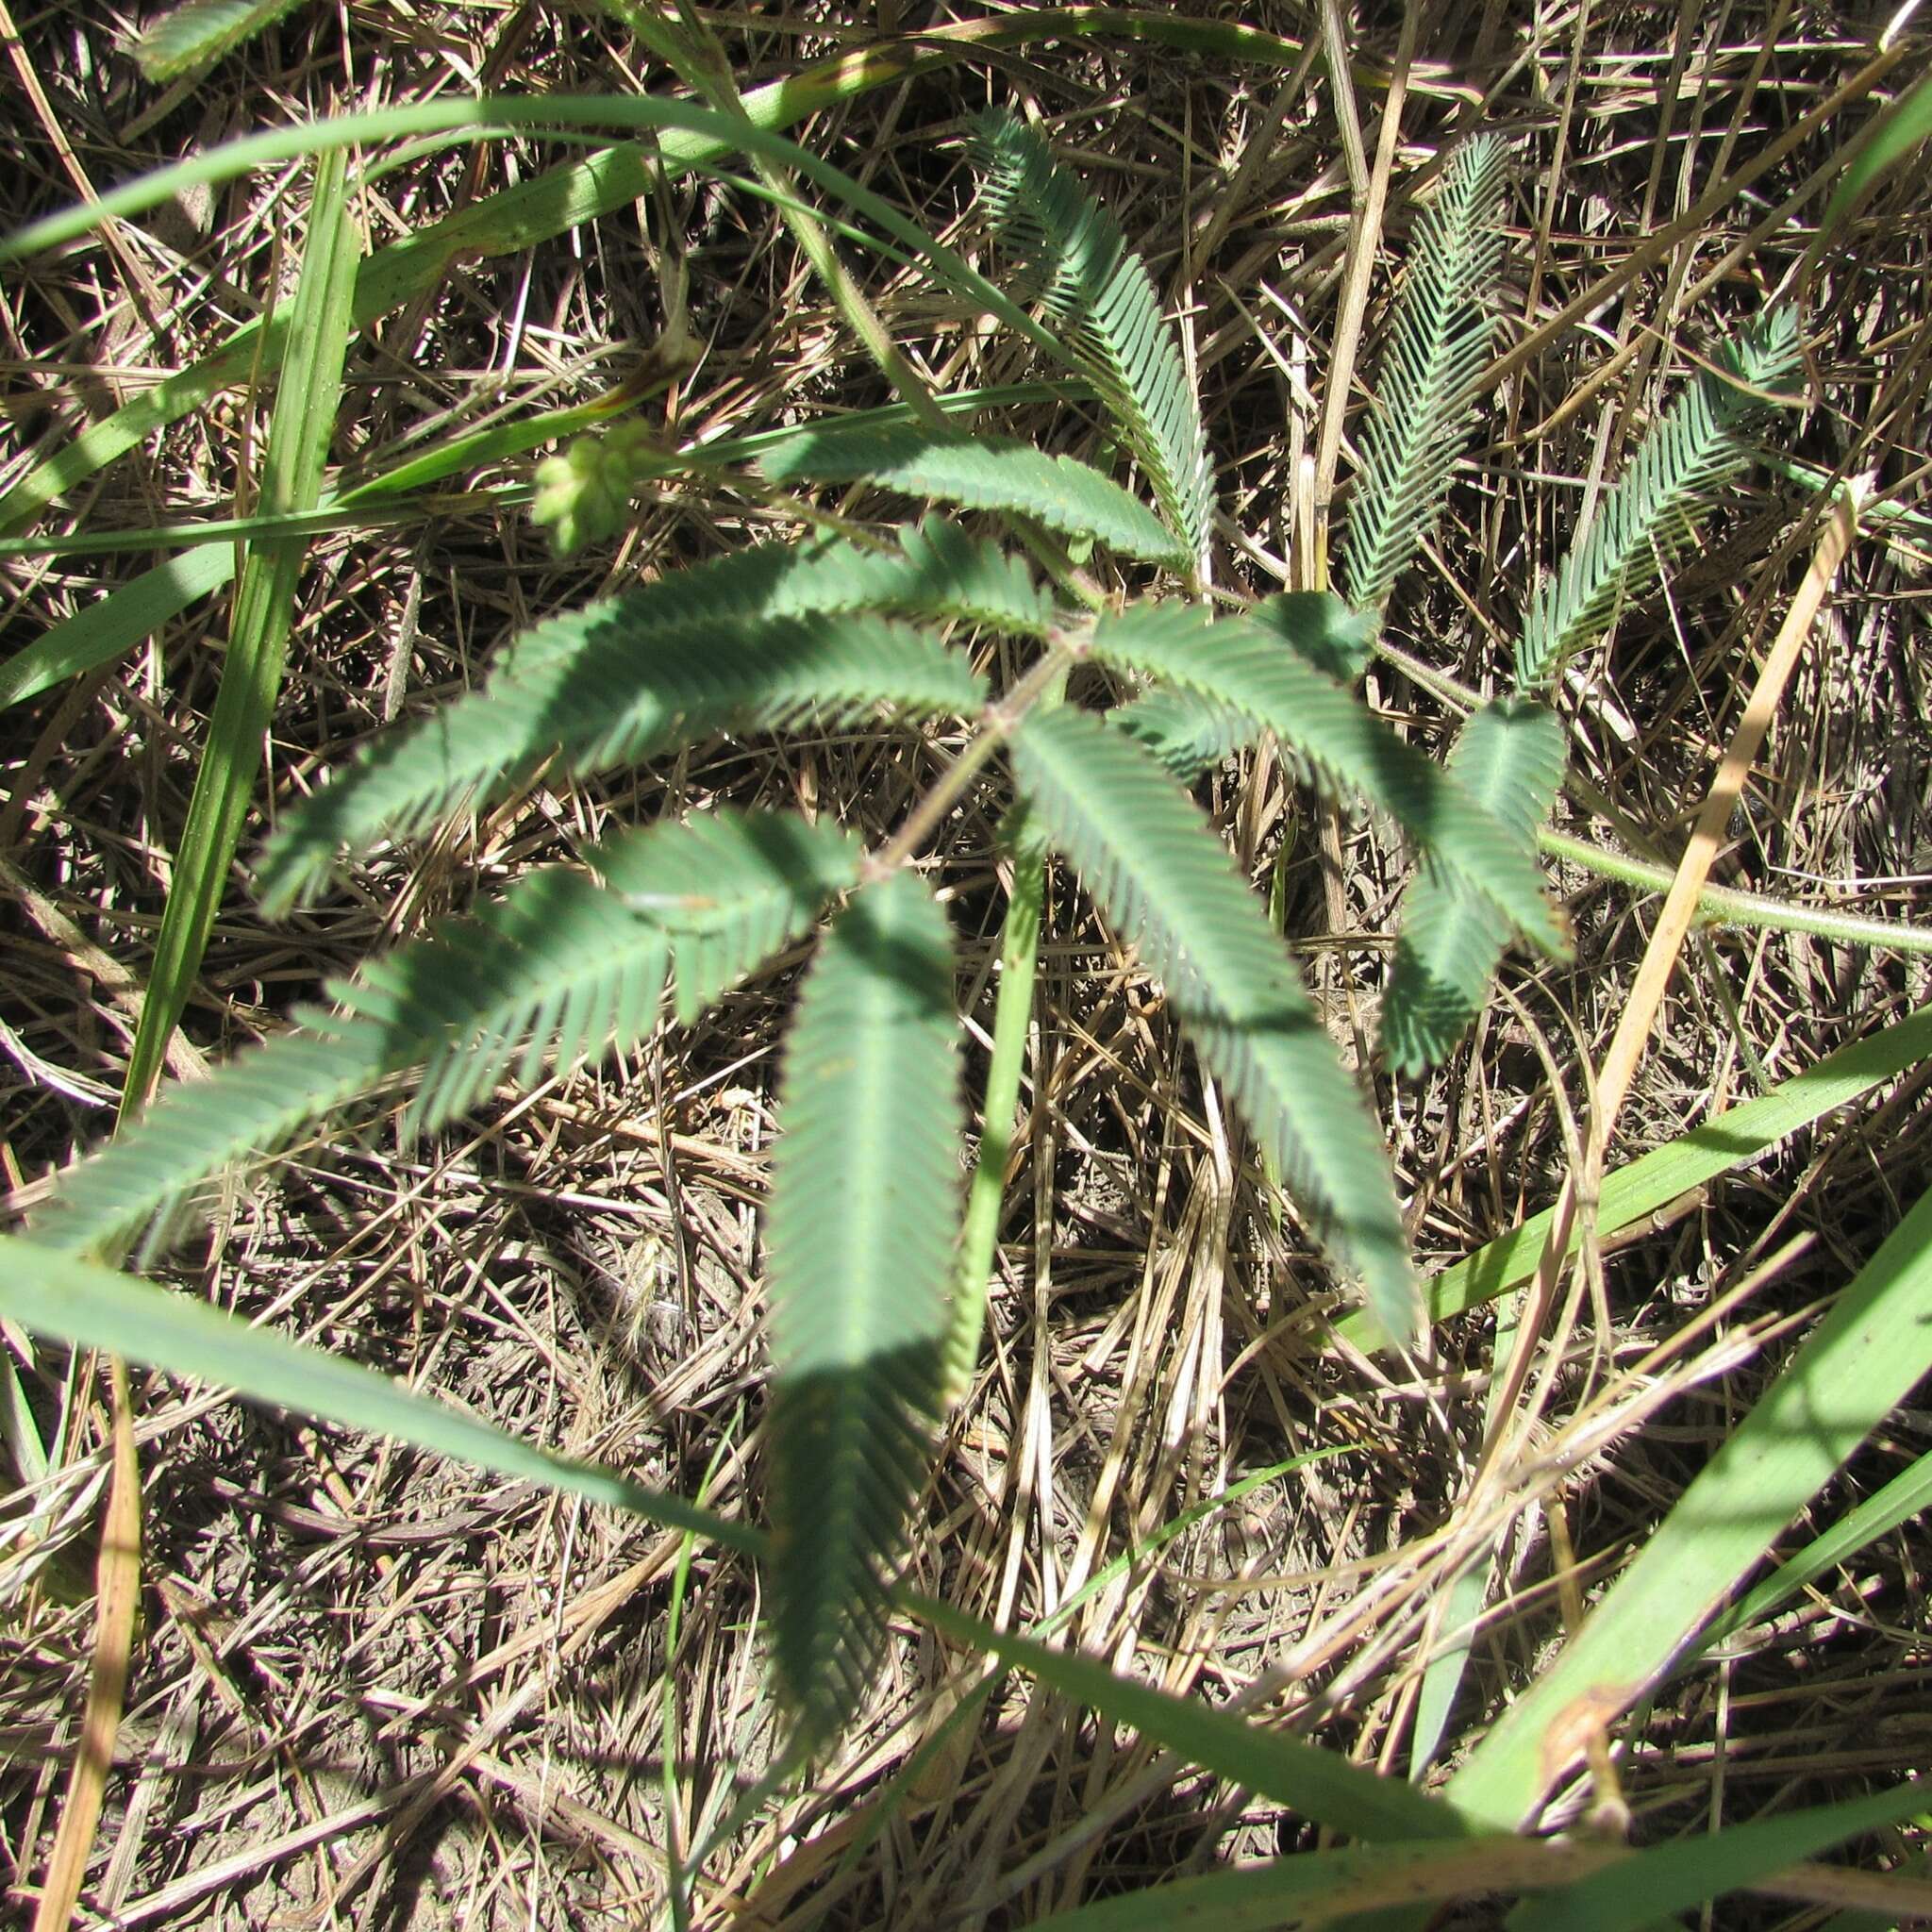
top-left (1009, 705), bottom-right (1419, 1344)
top-left (764, 870), bottom-right (963, 1742)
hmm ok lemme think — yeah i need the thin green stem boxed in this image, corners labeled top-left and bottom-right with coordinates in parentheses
top-left (1540, 827), bottom-right (1932, 954)
top-left (944, 833), bottom-right (1045, 1403)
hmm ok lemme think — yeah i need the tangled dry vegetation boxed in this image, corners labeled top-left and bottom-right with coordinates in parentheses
top-left (3, 3), bottom-right (1930, 1926)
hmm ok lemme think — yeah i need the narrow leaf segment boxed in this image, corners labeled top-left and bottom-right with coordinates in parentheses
top-left (764, 870), bottom-right (964, 1742)
top-left (761, 425), bottom-right (1187, 567)
top-left (1010, 705), bottom-right (1420, 1344)
top-left (972, 108), bottom-right (1215, 574)
top-left (34, 810), bottom-right (858, 1257)
top-left (1087, 600), bottom-right (1565, 954)
top-left (1338, 135), bottom-right (1511, 614)
top-left (1381, 698), bottom-right (1569, 1074)
top-left (1515, 307), bottom-right (1802, 690)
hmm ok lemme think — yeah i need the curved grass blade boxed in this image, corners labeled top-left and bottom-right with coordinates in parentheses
top-left (1381, 697), bottom-right (1569, 1074)
top-left (764, 871), bottom-right (963, 1744)
top-left (1086, 601), bottom-right (1565, 953)
top-left (0, 1235), bottom-right (758, 1553)
top-left (1010, 704), bottom-right (1419, 1343)
top-left (1447, 1177), bottom-right (1932, 1827)
top-left (761, 425), bottom-right (1187, 568)
top-left (0, 545), bottom-right (237, 712)
top-left (119, 149), bottom-right (358, 1116)
top-left (1328, 997), bottom-right (1932, 1349)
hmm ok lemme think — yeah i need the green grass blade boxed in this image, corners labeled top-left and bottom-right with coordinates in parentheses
top-left (0, 1233), bottom-right (758, 1553)
top-left (1087, 601), bottom-right (1566, 953)
top-left (1693, 1444), bottom-right (1932, 1661)
top-left (118, 151), bottom-right (358, 1117)
top-left (1010, 704), bottom-right (1419, 1343)
top-left (760, 425), bottom-right (1188, 567)
top-left (1505, 1780), bottom-right (1930, 1931)
top-left (1329, 998), bottom-right (1932, 1348)
top-left (1813, 68), bottom-right (1932, 258)
top-left (909, 1591), bottom-right (1468, 1841)
top-left (1446, 1177), bottom-right (1932, 1827)
top-left (764, 872), bottom-right (963, 1744)
top-left (0, 545), bottom-right (236, 711)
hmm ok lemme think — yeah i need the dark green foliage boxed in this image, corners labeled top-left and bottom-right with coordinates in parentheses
top-left (972, 108), bottom-right (1215, 573)
top-left (258, 605), bottom-right (984, 910)
top-left (1380, 700), bottom-right (1570, 1074)
top-left (1085, 601), bottom-right (1566, 954)
top-left (763, 871), bottom-right (962, 1740)
top-left (1514, 307), bottom-right (1802, 691)
top-left (760, 425), bottom-right (1188, 567)
top-left (1010, 705), bottom-right (1421, 1346)
top-left (1336, 137), bottom-right (1512, 614)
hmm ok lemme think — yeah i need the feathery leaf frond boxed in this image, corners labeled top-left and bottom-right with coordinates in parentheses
top-left (760, 425), bottom-right (1188, 568)
top-left (764, 870), bottom-right (962, 1743)
top-left (259, 608), bottom-right (982, 909)
top-left (131, 0), bottom-right (306, 80)
top-left (1381, 699), bottom-right (1570, 1074)
top-left (1111, 688), bottom-right (1258, 781)
top-left (972, 108), bottom-right (1215, 574)
top-left (1337, 137), bottom-right (1511, 613)
top-left (1009, 706), bottom-right (1419, 1344)
top-left (1087, 601), bottom-right (1565, 953)
top-left (1515, 307), bottom-right (1802, 690)
top-left (35, 810), bottom-right (859, 1257)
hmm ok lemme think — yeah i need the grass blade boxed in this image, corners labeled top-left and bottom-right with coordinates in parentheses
top-left (118, 152), bottom-right (358, 1116)
top-left (0, 1234), bottom-right (758, 1553)
top-left (1446, 1176), bottom-right (1932, 1826)
top-left (1329, 998), bottom-right (1932, 1348)
top-left (0, 547), bottom-right (236, 711)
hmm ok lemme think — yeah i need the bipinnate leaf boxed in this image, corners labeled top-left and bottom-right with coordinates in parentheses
top-left (972, 109), bottom-right (1215, 574)
top-left (1110, 592), bottom-right (1376, 781)
top-left (764, 871), bottom-right (963, 1742)
top-left (131, 0), bottom-right (307, 80)
top-left (1009, 706), bottom-right (1419, 1344)
top-left (258, 603), bottom-right (983, 910)
top-left (1515, 306), bottom-right (1801, 690)
top-left (760, 425), bottom-right (1187, 568)
top-left (1380, 699), bottom-right (1569, 1074)
top-left (1337, 136), bottom-right (1511, 614)
top-left (34, 810), bottom-right (858, 1257)
top-left (1086, 600), bottom-right (1565, 954)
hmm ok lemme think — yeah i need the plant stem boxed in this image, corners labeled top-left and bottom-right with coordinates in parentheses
top-left (943, 833), bottom-right (1045, 1404)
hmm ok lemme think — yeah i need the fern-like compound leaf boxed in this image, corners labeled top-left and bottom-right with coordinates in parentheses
top-left (972, 109), bottom-right (1215, 575)
top-left (1010, 706), bottom-right (1419, 1345)
top-left (1337, 137), bottom-right (1512, 614)
top-left (1515, 307), bottom-right (1802, 691)
top-left (1087, 600), bottom-right (1565, 954)
top-left (131, 0), bottom-right (307, 80)
top-left (761, 425), bottom-right (1188, 568)
top-left (1380, 699), bottom-right (1570, 1075)
top-left (764, 870), bottom-right (962, 1743)
top-left (259, 605), bottom-right (983, 909)
top-left (34, 810), bottom-right (860, 1257)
